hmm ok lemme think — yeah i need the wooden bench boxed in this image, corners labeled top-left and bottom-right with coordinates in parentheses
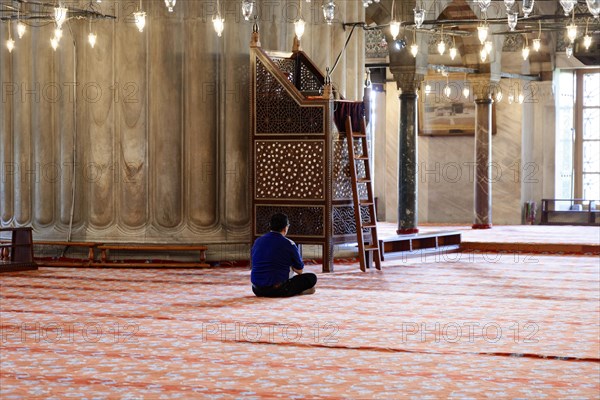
top-left (33, 241), bottom-right (100, 267)
top-left (378, 231), bottom-right (461, 261)
top-left (541, 199), bottom-right (599, 226)
top-left (96, 244), bottom-right (209, 267)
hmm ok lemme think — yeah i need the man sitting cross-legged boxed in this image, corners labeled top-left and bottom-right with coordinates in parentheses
top-left (251, 213), bottom-right (317, 297)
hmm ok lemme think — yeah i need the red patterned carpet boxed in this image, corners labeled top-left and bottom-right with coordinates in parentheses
top-left (1, 250), bottom-right (599, 398)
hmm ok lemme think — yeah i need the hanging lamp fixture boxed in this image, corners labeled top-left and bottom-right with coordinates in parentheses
top-left (323, 1), bottom-right (336, 25)
top-left (449, 36), bottom-right (458, 60)
top-left (522, 0), bottom-right (534, 18)
top-left (6, 23), bottom-right (15, 53)
top-left (522, 36), bottom-right (530, 60)
top-left (164, 0), bottom-right (176, 13)
top-left (583, 18), bottom-right (593, 49)
top-left (88, 19), bottom-right (97, 48)
top-left (16, 8), bottom-right (26, 39)
top-left (410, 29), bottom-right (418, 57)
top-left (213, 0), bottom-right (225, 36)
top-left (566, 9), bottom-right (578, 43)
top-left (241, 0), bottom-right (254, 21)
top-left (134, 0), bottom-right (146, 32)
top-left (390, 0), bottom-right (400, 40)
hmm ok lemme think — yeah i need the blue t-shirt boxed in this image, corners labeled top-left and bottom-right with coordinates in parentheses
top-left (251, 232), bottom-right (304, 287)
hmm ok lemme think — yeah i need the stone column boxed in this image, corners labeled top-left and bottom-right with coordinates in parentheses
top-left (394, 73), bottom-right (422, 234)
top-left (472, 79), bottom-right (494, 229)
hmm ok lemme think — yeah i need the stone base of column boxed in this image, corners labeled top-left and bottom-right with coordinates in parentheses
top-left (472, 223), bottom-right (492, 229)
top-left (397, 228), bottom-right (419, 234)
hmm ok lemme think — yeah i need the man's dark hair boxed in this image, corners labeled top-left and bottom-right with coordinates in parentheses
top-left (269, 213), bottom-right (289, 232)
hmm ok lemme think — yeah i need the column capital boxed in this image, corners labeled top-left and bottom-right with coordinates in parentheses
top-left (467, 73), bottom-right (500, 100)
top-left (389, 66), bottom-right (424, 94)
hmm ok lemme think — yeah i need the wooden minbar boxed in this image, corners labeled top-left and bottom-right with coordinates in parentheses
top-left (249, 25), bottom-right (373, 272)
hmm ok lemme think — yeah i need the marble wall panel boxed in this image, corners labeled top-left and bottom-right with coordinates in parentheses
top-left (0, 0), bottom-right (365, 245)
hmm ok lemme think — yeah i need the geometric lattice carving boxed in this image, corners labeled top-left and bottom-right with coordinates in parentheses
top-left (300, 63), bottom-right (323, 93)
top-left (255, 140), bottom-right (325, 199)
top-left (256, 206), bottom-right (324, 237)
top-left (333, 137), bottom-right (368, 200)
top-left (270, 57), bottom-right (296, 81)
top-left (333, 206), bottom-right (372, 235)
top-left (256, 59), bottom-right (324, 134)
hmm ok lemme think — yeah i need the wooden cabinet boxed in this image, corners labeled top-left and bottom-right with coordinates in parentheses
top-left (0, 227), bottom-right (37, 272)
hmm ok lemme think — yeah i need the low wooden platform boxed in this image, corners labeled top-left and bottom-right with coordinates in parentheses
top-left (97, 244), bottom-right (209, 268)
top-left (378, 231), bottom-right (461, 261)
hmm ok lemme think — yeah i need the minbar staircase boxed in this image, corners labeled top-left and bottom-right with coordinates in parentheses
top-left (345, 116), bottom-right (381, 272)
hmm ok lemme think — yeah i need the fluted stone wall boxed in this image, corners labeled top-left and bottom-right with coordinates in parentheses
top-left (0, 1), bottom-right (365, 245)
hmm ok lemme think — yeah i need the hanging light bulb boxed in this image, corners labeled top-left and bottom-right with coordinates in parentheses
top-left (583, 34), bottom-right (592, 49)
top-left (50, 37), bottom-right (59, 51)
top-left (213, 14), bottom-right (224, 36)
top-left (88, 32), bottom-right (97, 48)
top-left (586, 0), bottom-right (600, 18)
top-left (532, 20), bottom-right (541, 51)
top-left (54, 6), bottom-right (68, 29)
top-left (567, 23), bottom-right (577, 43)
top-left (241, 0), bottom-right (253, 21)
top-left (444, 85), bottom-right (451, 97)
top-left (17, 21), bottom-right (26, 39)
top-left (560, 0), bottom-right (577, 16)
top-left (410, 29), bottom-right (418, 57)
top-left (294, 18), bottom-right (305, 39)
top-left (463, 85), bottom-right (470, 98)
top-left (522, 45), bottom-right (530, 60)
top-left (134, 11), bottom-right (146, 32)
top-left (88, 19), bottom-right (96, 48)
top-left (443, 74), bottom-right (451, 98)
top-left (425, 83), bottom-right (431, 95)
top-left (390, 20), bottom-right (401, 41)
top-left (437, 39), bottom-right (446, 55)
top-left (495, 90), bottom-right (503, 102)
top-left (449, 46), bottom-right (458, 60)
top-left (436, 26), bottom-right (446, 55)
top-left (485, 40), bottom-right (493, 55)
top-left (6, 38), bottom-right (15, 52)
top-left (322, 1), bottom-right (336, 25)
top-left (566, 44), bottom-right (574, 57)
top-left (410, 43), bottom-right (419, 57)
top-left (414, 6), bottom-right (425, 29)
top-left (164, 0), bottom-right (176, 12)
top-left (449, 37), bottom-right (458, 60)
top-left (508, 93), bottom-right (514, 104)
top-left (294, 0), bottom-right (305, 39)
top-left (6, 24), bottom-right (15, 53)
top-left (477, 25), bottom-right (488, 44)
top-left (54, 28), bottom-right (63, 41)
top-left (480, 47), bottom-right (487, 62)
top-left (583, 19), bottom-right (592, 49)
top-left (518, 93), bottom-right (525, 103)
top-left (522, 0), bottom-right (534, 18)
top-left (504, 0), bottom-right (515, 10)
top-left (507, 12), bottom-right (518, 31)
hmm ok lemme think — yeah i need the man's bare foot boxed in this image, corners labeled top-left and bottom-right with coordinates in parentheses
top-left (300, 287), bottom-right (316, 295)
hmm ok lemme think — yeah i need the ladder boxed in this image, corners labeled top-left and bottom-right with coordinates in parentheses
top-left (345, 116), bottom-right (381, 272)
